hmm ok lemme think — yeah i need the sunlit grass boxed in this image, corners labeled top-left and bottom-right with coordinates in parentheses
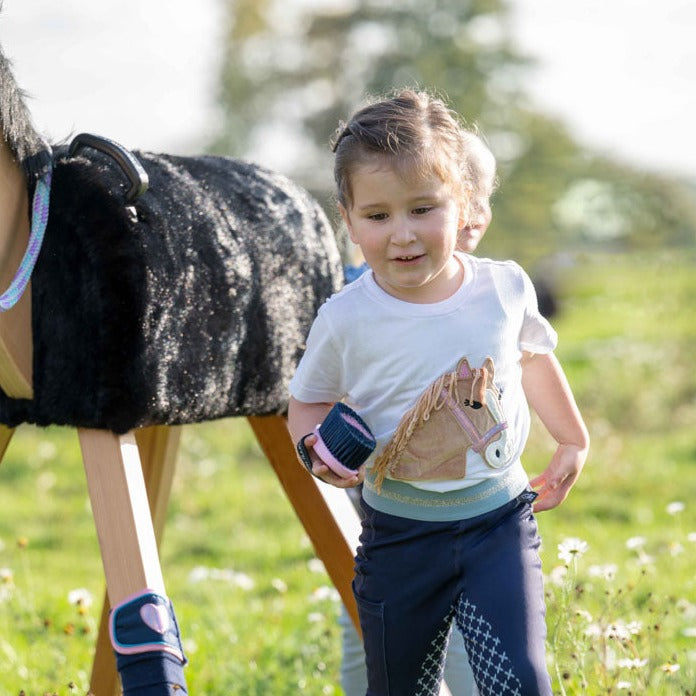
top-left (0, 250), bottom-right (694, 693)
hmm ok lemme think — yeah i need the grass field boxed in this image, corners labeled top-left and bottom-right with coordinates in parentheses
top-left (0, 250), bottom-right (694, 694)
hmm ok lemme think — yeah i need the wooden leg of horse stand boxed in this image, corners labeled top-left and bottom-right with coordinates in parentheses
top-left (79, 428), bottom-right (171, 696)
top-left (247, 415), bottom-right (361, 635)
top-left (249, 417), bottom-right (456, 696)
top-left (0, 424), bottom-right (13, 462)
top-left (89, 425), bottom-right (182, 696)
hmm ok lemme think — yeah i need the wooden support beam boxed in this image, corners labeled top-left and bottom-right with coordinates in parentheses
top-left (247, 415), bottom-right (361, 635)
top-left (89, 425), bottom-right (182, 696)
top-left (0, 424), bottom-right (14, 462)
top-left (79, 428), bottom-right (165, 603)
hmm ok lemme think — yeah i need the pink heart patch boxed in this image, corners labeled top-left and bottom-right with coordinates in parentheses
top-left (139, 602), bottom-right (170, 634)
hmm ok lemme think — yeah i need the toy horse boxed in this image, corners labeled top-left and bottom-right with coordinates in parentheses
top-left (0, 44), bottom-right (362, 695)
top-left (373, 356), bottom-right (511, 489)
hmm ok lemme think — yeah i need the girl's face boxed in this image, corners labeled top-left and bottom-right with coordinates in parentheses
top-left (339, 160), bottom-right (465, 304)
top-left (457, 189), bottom-right (492, 253)
top-left (457, 153), bottom-right (496, 253)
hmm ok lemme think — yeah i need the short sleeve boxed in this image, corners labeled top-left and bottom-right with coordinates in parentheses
top-left (288, 309), bottom-right (345, 404)
top-left (519, 270), bottom-right (558, 354)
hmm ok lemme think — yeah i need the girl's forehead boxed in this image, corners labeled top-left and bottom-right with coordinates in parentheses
top-left (352, 153), bottom-right (449, 188)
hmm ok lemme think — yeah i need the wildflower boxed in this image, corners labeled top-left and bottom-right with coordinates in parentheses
top-left (584, 623), bottom-right (602, 638)
top-left (588, 563), bottom-right (617, 580)
top-left (182, 638), bottom-right (198, 654)
top-left (617, 657), bottom-right (648, 669)
top-left (605, 620), bottom-right (640, 641)
top-left (669, 541), bottom-right (684, 556)
top-left (688, 532), bottom-right (696, 543)
top-left (0, 567), bottom-right (13, 583)
top-left (206, 568), bottom-right (254, 590)
top-left (675, 598), bottom-right (696, 617)
top-left (230, 571), bottom-right (254, 590)
top-left (626, 621), bottom-right (643, 635)
top-left (38, 440), bottom-right (57, 460)
top-left (660, 662), bottom-right (680, 674)
top-left (548, 565), bottom-right (568, 586)
top-left (558, 537), bottom-right (588, 564)
top-left (308, 612), bottom-right (324, 623)
top-left (626, 536), bottom-right (646, 550)
top-left (310, 585), bottom-right (340, 602)
top-left (666, 501), bottom-right (685, 515)
top-left (636, 551), bottom-right (655, 566)
top-left (68, 588), bottom-right (94, 608)
top-left (187, 565), bottom-right (255, 589)
top-left (271, 578), bottom-right (288, 593)
top-left (188, 565), bottom-right (210, 583)
top-left (575, 609), bottom-right (593, 622)
top-left (616, 681), bottom-right (632, 690)
top-left (308, 558), bottom-right (326, 574)
top-left (682, 627), bottom-right (696, 638)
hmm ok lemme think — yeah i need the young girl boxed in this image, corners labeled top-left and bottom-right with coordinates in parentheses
top-left (288, 89), bottom-right (588, 695)
top-left (339, 127), bottom-right (497, 696)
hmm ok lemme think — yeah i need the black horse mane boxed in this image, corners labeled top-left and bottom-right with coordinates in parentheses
top-left (0, 47), bottom-right (51, 177)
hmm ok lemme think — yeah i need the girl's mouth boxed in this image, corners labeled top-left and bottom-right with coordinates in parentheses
top-left (393, 254), bottom-right (424, 263)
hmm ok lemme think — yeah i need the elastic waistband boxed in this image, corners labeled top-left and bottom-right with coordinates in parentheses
top-left (362, 461), bottom-right (529, 522)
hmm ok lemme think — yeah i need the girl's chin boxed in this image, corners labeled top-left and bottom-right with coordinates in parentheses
top-left (457, 230), bottom-right (481, 250)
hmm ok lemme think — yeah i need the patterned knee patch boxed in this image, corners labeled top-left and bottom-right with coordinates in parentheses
top-left (414, 614), bottom-right (452, 696)
top-left (110, 590), bottom-right (186, 663)
top-left (455, 596), bottom-right (522, 696)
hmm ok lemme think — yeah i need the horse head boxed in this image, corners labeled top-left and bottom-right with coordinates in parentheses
top-left (373, 356), bottom-right (511, 489)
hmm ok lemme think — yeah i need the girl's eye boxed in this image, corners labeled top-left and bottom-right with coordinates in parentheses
top-left (413, 206), bottom-right (433, 215)
top-left (368, 212), bottom-right (388, 221)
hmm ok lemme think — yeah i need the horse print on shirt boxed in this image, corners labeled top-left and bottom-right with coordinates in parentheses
top-left (372, 357), bottom-right (511, 490)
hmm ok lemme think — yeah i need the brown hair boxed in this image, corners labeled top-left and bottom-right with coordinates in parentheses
top-left (332, 89), bottom-right (473, 210)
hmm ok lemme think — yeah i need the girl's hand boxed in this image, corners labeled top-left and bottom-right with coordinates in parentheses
top-left (529, 443), bottom-right (587, 512)
top-left (302, 433), bottom-right (366, 488)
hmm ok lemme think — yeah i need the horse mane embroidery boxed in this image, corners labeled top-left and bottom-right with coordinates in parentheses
top-left (372, 356), bottom-right (510, 491)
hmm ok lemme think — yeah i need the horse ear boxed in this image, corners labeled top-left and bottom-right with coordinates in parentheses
top-left (483, 356), bottom-right (495, 380)
top-left (456, 356), bottom-right (472, 378)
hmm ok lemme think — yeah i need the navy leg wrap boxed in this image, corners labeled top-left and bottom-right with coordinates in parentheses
top-left (110, 590), bottom-right (188, 695)
top-left (118, 652), bottom-right (187, 694)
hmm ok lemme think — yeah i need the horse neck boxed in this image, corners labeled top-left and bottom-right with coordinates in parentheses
top-left (0, 137), bottom-right (33, 398)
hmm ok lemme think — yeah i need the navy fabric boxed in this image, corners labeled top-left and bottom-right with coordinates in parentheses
top-left (318, 402), bottom-right (375, 470)
top-left (353, 490), bottom-right (552, 696)
top-left (116, 652), bottom-right (187, 695)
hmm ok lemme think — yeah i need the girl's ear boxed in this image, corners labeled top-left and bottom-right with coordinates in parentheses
top-left (338, 203), bottom-right (357, 243)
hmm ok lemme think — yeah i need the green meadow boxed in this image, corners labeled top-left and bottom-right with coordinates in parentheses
top-left (0, 251), bottom-right (694, 694)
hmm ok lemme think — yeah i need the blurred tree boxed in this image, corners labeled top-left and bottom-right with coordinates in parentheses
top-left (212, 0), bottom-right (696, 265)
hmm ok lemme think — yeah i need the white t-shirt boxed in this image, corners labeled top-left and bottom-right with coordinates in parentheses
top-left (289, 253), bottom-right (557, 494)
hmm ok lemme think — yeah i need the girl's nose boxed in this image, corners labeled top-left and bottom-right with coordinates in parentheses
top-left (390, 219), bottom-right (417, 244)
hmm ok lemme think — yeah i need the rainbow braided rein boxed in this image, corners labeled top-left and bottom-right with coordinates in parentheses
top-left (0, 159), bottom-right (53, 312)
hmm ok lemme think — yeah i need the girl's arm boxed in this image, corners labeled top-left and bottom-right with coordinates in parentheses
top-left (521, 351), bottom-right (589, 512)
top-left (287, 397), bottom-right (365, 488)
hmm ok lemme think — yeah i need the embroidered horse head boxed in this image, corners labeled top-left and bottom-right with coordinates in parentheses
top-left (372, 356), bottom-right (510, 490)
